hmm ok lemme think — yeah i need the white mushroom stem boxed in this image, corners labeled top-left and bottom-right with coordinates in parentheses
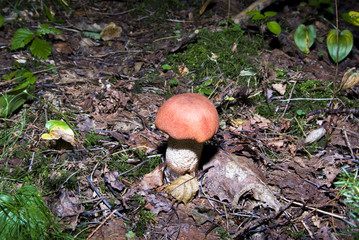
top-left (165, 137), bottom-right (204, 175)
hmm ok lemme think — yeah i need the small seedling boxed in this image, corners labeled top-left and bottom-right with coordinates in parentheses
top-left (247, 10), bottom-right (281, 35)
top-left (11, 24), bottom-right (61, 60)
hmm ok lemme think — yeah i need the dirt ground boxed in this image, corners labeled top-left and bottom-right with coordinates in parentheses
top-left (0, 0), bottom-right (359, 239)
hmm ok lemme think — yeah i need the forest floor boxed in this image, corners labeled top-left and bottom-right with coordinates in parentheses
top-left (0, 0), bottom-right (359, 239)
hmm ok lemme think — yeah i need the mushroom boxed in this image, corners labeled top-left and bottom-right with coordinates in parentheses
top-left (155, 93), bottom-right (219, 177)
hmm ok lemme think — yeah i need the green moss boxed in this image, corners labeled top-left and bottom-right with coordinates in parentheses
top-left (84, 131), bottom-right (103, 148)
top-left (108, 150), bottom-right (161, 181)
top-left (43, 170), bottom-right (78, 191)
top-left (128, 195), bottom-right (156, 237)
top-left (164, 24), bottom-right (262, 95)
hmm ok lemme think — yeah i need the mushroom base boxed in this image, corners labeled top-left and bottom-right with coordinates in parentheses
top-left (165, 137), bottom-right (204, 176)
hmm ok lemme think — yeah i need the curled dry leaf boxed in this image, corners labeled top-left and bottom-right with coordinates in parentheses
top-left (41, 120), bottom-right (75, 145)
top-left (202, 150), bottom-right (281, 212)
top-left (304, 127), bottom-right (326, 145)
top-left (341, 67), bottom-right (359, 89)
top-left (272, 83), bottom-right (286, 95)
top-left (165, 174), bottom-right (199, 204)
top-left (100, 22), bottom-right (122, 41)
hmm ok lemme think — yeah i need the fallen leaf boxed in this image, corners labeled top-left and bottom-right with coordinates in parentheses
top-left (272, 83), bottom-right (286, 95)
top-left (101, 22), bottom-right (122, 41)
top-left (304, 127), bottom-right (326, 145)
top-left (202, 150), bottom-right (281, 212)
top-left (166, 174), bottom-right (199, 204)
top-left (139, 164), bottom-right (165, 190)
top-left (54, 189), bottom-right (84, 229)
top-left (41, 120), bottom-right (75, 145)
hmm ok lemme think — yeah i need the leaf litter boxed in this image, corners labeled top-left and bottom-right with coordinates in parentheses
top-left (0, 0), bottom-right (358, 239)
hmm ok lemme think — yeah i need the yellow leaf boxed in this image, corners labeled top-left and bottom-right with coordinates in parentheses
top-left (165, 174), bottom-right (199, 204)
top-left (41, 121), bottom-right (75, 145)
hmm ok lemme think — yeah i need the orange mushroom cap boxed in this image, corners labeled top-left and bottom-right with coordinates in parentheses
top-left (155, 93), bottom-right (219, 143)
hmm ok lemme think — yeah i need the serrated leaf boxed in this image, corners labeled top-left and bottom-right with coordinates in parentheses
top-left (42, 120), bottom-right (75, 145)
top-left (294, 24), bottom-right (317, 54)
top-left (165, 174), bottom-right (199, 204)
top-left (267, 21), bottom-right (281, 35)
top-left (37, 24), bottom-right (61, 36)
top-left (30, 38), bottom-right (52, 60)
top-left (327, 29), bottom-right (353, 63)
top-left (11, 28), bottom-right (34, 50)
top-left (264, 11), bottom-right (277, 17)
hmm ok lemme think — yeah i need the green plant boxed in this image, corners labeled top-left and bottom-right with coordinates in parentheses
top-left (0, 70), bottom-right (37, 118)
top-left (246, 10), bottom-right (281, 35)
top-left (0, 184), bottom-right (73, 240)
top-left (334, 169), bottom-right (359, 236)
top-left (294, 24), bottom-right (317, 54)
top-left (326, 29), bottom-right (353, 63)
top-left (0, 110), bottom-right (26, 172)
top-left (342, 11), bottom-right (359, 26)
top-left (11, 24), bottom-right (61, 60)
top-left (130, 195), bottom-right (156, 237)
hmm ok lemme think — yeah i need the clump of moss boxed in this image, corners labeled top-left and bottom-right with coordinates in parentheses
top-left (128, 195), bottom-right (156, 237)
top-left (84, 131), bottom-right (104, 148)
top-left (164, 23), bottom-right (262, 94)
top-left (108, 149), bottom-right (161, 181)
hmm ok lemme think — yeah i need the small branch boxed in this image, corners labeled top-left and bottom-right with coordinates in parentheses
top-left (281, 81), bottom-right (297, 118)
top-left (86, 176), bottom-right (129, 221)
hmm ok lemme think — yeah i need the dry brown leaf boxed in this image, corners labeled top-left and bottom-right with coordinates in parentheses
top-left (272, 83), bottom-right (286, 95)
top-left (101, 22), bottom-right (122, 41)
top-left (304, 127), bottom-right (326, 145)
top-left (341, 67), bottom-right (359, 89)
top-left (139, 164), bottom-right (165, 190)
top-left (54, 189), bottom-right (84, 229)
top-left (165, 174), bottom-right (199, 204)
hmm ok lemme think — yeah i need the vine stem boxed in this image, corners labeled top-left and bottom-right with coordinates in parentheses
top-left (325, 0), bottom-right (340, 147)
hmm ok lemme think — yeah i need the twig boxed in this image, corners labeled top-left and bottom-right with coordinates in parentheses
top-left (28, 152), bottom-right (35, 172)
top-left (281, 197), bottom-right (346, 220)
top-left (308, 108), bottom-right (359, 116)
top-left (86, 176), bottom-right (129, 221)
top-left (278, 98), bottom-right (334, 102)
top-left (118, 160), bottom-right (149, 177)
top-left (56, 170), bottom-right (79, 192)
top-left (281, 81), bottom-right (297, 118)
top-left (342, 126), bottom-right (357, 161)
top-left (86, 209), bottom-right (118, 240)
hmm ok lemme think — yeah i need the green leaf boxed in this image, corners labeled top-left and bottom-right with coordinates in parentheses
top-left (42, 120), bottom-right (75, 145)
top-left (342, 11), bottom-right (359, 26)
top-left (45, 120), bottom-right (72, 132)
top-left (43, 4), bottom-right (57, 22)
top-left (30, 38), bottom-right (52, 60)
top-left (162, 64), bottom-right (171, 70)
top-left (0, 14), bottom-right (4, 28)
top-left (246, 10), bottom-right (261, 16)
top-left (264, 11), bottom-right (277, 17)
top-left (11, 28), bottom-right (34, 50)
top-left (294, 24), bottom-right (317, 54)
top-left (82, 31), bottom-right (101, 40)
top-left (327, 29), bottom-right (353, 63)
top-left (252, 14), bottom-right (266, 20)
top-left (37, 24), bottom-right (61, 36)
top-left (0, 88), bottom-right (31, 118)
top-left (267, 21), bottom-right (281, 35)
